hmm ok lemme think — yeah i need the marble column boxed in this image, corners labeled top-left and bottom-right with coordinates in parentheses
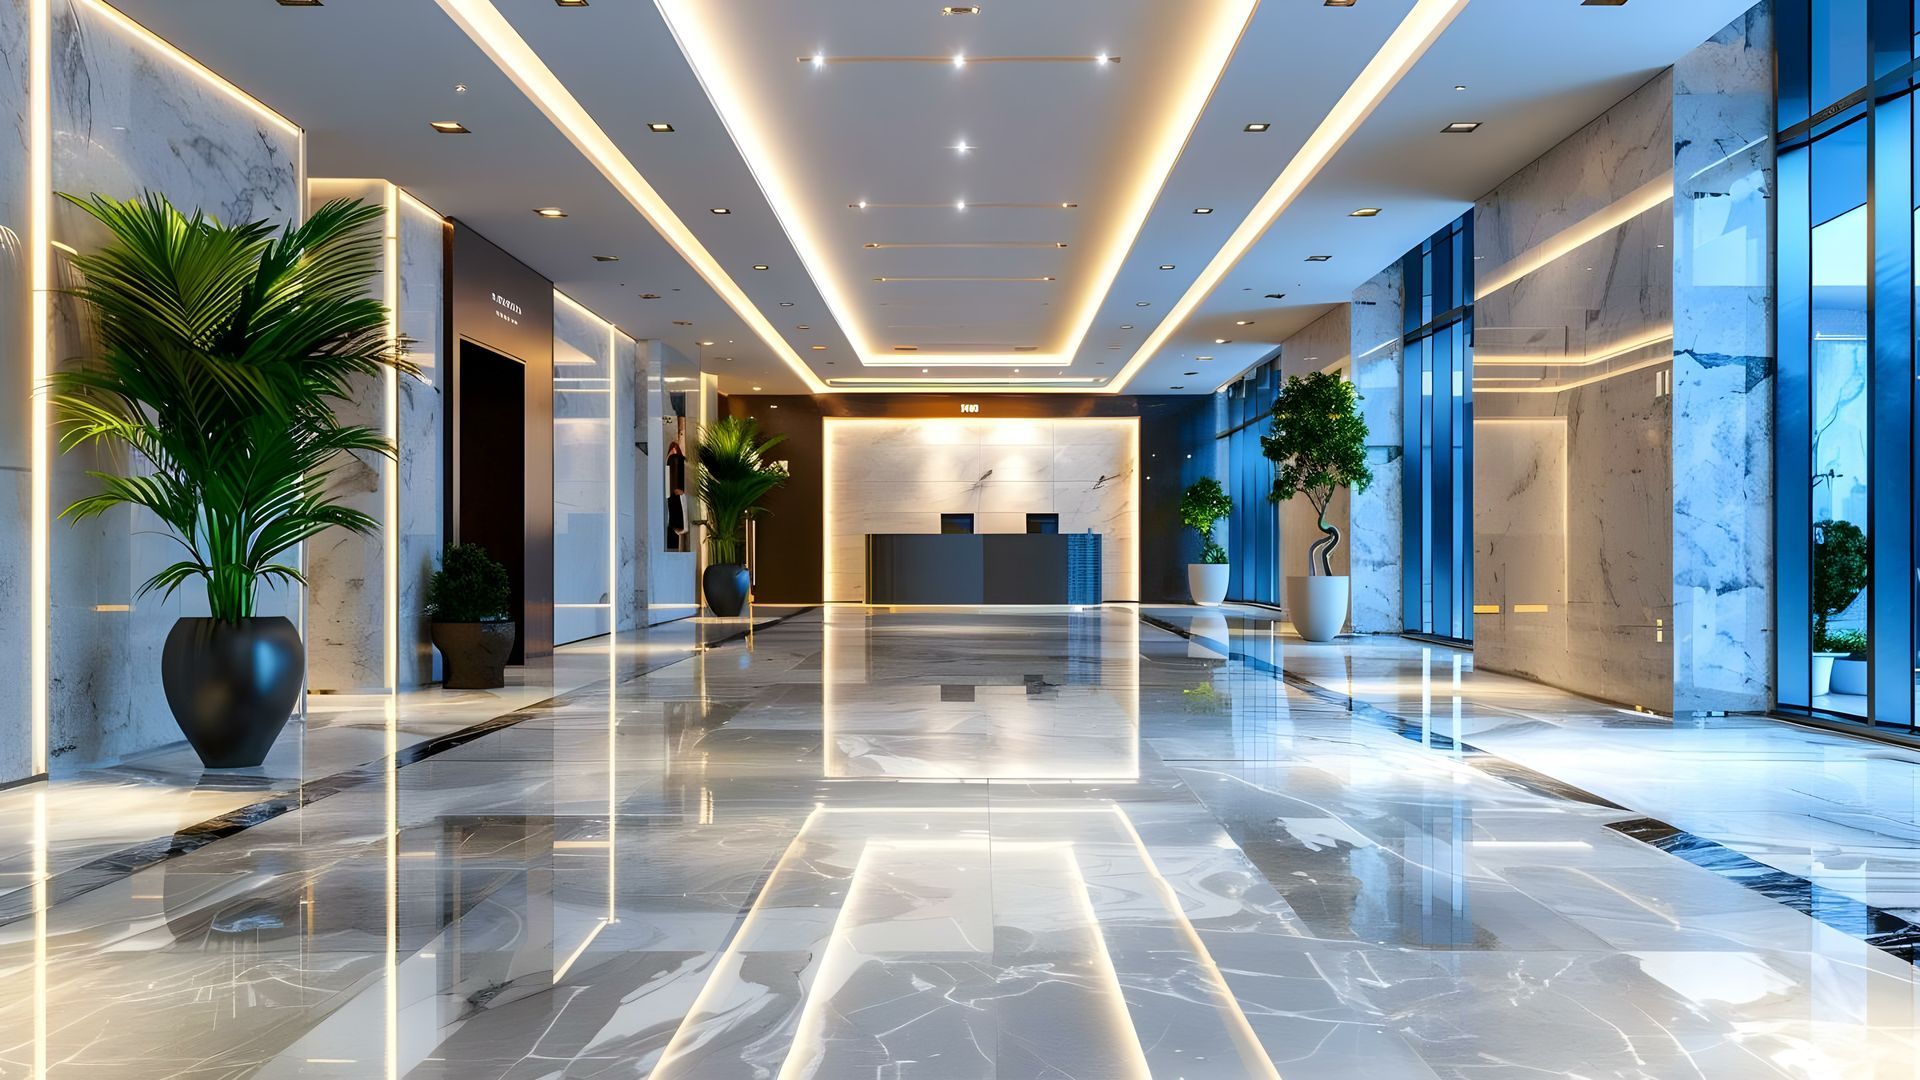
top-left (46, 0), bottom-right (302, 767)
top-left (615, 331), bottom-right (646, 633)
top-left (1349, 267), bottom-right (1405, 633)
top-left (1672, 2), bottom-right (1774, 714)
top-left (397, 194), bottom-right (447, 685)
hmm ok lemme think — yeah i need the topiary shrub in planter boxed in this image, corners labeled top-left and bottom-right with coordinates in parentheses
top-left (1812, 518), bottom-right (1868, 696)
top-left (1263, 371), bottom-right (1372, 641)
top-left (1179, 477), bottom-right (1233, 606)
top-left (426, 543), bottom-right (515, 689)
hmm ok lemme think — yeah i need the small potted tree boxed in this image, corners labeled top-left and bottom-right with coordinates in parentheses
top-left (696, 416), bottom-right (788, 617)
top-left (1263, 371), bottom-right (1372, 642)
top-left (426, 543), bottom-right (515, 689)
top-left (1179, 477), bottom-right (1232, 606)
top-left (1813, 518), bottom-right (1868, 696)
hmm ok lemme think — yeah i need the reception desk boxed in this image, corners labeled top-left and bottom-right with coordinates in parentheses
top-left (866, 533), bottom-right (1103, 605)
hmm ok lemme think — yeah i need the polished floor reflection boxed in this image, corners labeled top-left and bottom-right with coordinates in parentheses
top-left (2, 606), bottom-right (1919, 1077)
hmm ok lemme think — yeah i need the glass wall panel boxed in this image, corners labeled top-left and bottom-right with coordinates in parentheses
top-left (554, 307), bottom-right (614, 645)
top-left (1401, 214), bottom-right (1474, 641)
top-left (1216, 356), bottom-right (1283, 605)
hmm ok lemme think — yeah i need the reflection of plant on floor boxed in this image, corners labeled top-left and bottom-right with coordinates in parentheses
top-left (1181, 681), bottom-right (1228, 713)
top-left (1812, 518), bottom-right (1867, 652)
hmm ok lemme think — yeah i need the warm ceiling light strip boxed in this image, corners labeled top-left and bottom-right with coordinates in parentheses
top-left (1110, 0), bottom-right (1468, 394)
top-left (864, 241), bottom-right (1067, 250)
top-left (1473, 174), bottom-right (1672, 299)
top-left (434, 0), bottom-right (829, 392)
top-left (827, 376), bottom-right (1103, 386)
top-left (794, 54), bottom-right (1121, 65)
top-left (851, 201), bottom-right (1077, 210)
top-left (874, 275), bottom-right (1055, 283)
top-left (664, 0), bottom-right (1250, 372)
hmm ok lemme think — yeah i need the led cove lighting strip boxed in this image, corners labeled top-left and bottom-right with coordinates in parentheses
top-left (658, 0), bottom-right (1255, 372)
top-left (436, 0), bottom-right (827, 393)
top-left (383, 183), bottom-right (400, 695)
top-left (28, 0), bottom-right (49, 779)
top-left (1115, 0), bottom-right (1468, 394)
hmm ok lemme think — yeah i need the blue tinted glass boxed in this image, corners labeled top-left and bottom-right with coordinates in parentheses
top-left (1813, 117), bottom-right (1869, 226)
top-left (1812, 0), bottom-right (1868, 110)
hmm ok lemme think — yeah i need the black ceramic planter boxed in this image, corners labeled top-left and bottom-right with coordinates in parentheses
top-left (160, 616), bottom-right (304, 769)
top-left (702, 563), bottom-right (751, 617)
top-left (430, 621), bottom-right (517, 689)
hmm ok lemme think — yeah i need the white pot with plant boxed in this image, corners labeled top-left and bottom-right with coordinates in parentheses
top-left (1181, 477), bottom-right (1232, 606)
top-left (1263, 371), bottom-right (1372, 643)
top-left (1811, 518), bottom-right (1867, 697)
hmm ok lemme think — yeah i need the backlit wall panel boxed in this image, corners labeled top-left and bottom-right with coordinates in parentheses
top-left (823, 418), bottom-right (1139, 603)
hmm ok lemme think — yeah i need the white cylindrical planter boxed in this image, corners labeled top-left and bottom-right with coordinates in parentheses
top-left (1188, 563), bottom-right (1229, 606)
top-left (1811, 652), bottom-right (1842, 696)
top-left (1286, 575), bottom-right (1349, 641)
top-left (1830, 658), bottom-right (1868, 696)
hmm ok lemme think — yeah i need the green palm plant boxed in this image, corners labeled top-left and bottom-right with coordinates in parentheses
top-left (51, 192), bottom-right (413, 621)
top-left (695, 416), bottom-right (788, 565)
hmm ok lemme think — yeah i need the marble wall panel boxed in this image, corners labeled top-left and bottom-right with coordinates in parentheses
top-left (304, 178), bottom-right (387, 693)
top-left (645, 342), bottom-right (697, 622)
top-left (397, 195), bottom-right (446, 685)
top-left (824, 419), bottom-right (1138, 601)
top-left (1277, 305), bottom-right (1352, 595)
top-left (1350, 267), bottom-right (1405, 633)
top-left (1472, 69), bottom-right (1675, 708)
top-left (614, 331), bottom-right (644, 633)
top-left (46, 0), bottom-right (302, 767)
top-left (1672, 2), bottom-right (1773, 714)
top-left (0, 0), bottom-right (31, 781)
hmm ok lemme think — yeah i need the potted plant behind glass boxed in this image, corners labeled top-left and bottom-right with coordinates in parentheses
top-left (1826, 630), bottom-right (1869, 697)
top-left (1811, 518), bottom-right (1868, 696)
top-left (51, 194), bottom-right (413, 768)
top-left (696, 416), bottom-right (788, 617)
top-left (1179, 477), bottom-right (1233, 606)
top-left (1262, 370), bottom-right (1372, 642)
top-left (426, 543), bottom-right (516, 689)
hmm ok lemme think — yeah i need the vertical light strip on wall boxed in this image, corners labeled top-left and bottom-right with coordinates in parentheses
top-left (383, 183), bottom-right (401, 694)
top-left (28, 0), bottom-right (50, 779)
top-left (1111, 0), bottom-right (1467, 393)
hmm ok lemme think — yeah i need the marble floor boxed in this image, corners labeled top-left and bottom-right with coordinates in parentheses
top-left (2, 605), bottom-right (1919, 1078)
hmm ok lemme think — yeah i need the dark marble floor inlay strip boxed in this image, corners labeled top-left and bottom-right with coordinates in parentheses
top-left (0, 609), bottom-right (815, 927)
top-left (1137, 612), bottom-right (1920, 967)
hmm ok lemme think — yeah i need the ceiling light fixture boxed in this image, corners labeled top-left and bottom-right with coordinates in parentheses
top-left (811, 345), bottom-right (827, 350)
top-left (1159, 264), bottom-right (1175, 270)
top-left (647, 122), bottom-right (674, 132)
top-left (752, 385), bottom-right (762, 391)
top-left (1442, 121), bottom-right (1481, 133)
top-left (592, 254), bottom-right (619, 262)
top-left (533, 206), bottom-right (567, 218)
top-left (1235, 320), bottom-right (1253, 326)
top-left (1196, 355), bottom-right (1214, 361)
top-left (752, 263), bottom-right (769, 270)
top-left (709, 206), bottom-right (731, 214)
top-left (1324, 0), bottom-right (1355, 6)
top-left (953, 53), bottom-right (966, 68)
top-left (1305, 254), bottom-right (1332, 261)
top-left (429, 120), bottom-right (470, 133)
top-left (1135, 301), bottom-right (1151, 307)
top-left (942, 5), bottom-right (981, 14)
top-left (275, 0), bottom-right (323, 6)
top-left (952, 140), bottom-right (973, 153)
top-left (811, 53), bottom-right (826, 67)
top-left (1244, 122), bottom-right (1270, 132)
top-left (1453, 84), bottom-right (1467, 91)
top-left (454, 83), bottom-right (468, 92)
top-left (1192, 207), bottom-right (1214, 214)
top-left (778, 301), bottom-right (795, 307)
top-left (1214, 338), bottom-right (1230, 344)
top-left (1094, 54), bottom-right (1112, 65)
top-left (1120, 324), bottom-right (1133, 330)
top-left (1580, 0), bottom-right (1628, 5)
top-left (555, 0), bottom-right (588, 6)
top-left (1349, 207), bottom-right (1380, 217)
top-left (698, 340), bottom-right (715, 346)
top-left (1111, 0), bottom-right (1464, 393)
top-left (638, 292), bottom-right (660, 299)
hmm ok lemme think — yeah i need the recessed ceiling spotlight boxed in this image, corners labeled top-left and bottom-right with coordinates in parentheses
top-left (752, 386), bottom-right (762, 391)
top-left (1159, 264), bottom-right (1175, 270)
top-left (1350, 207), bottom-right (1381, 217)
top-left (1170, 385), bottom-right (1186, 390)
top-left (709, 207), bottom-right (732, 214)
top-left (811, 345), bottom-right (827, 350)
top-left (697, 340), bottom-right (714, 346)
top-left (953, 53), bottom-right (967, 68)
top-left (1305, 254), bottom-right (1332, 262)
top-left (454, 83), bottom-right (468, 93)
top-left (532, 207), bottom-right (567, 218)
top-left (1184, 371), bottom-right (1199, 376)
top-left (956, 200), bottom-right (968, 211)
top-left (922, 368), bottom-right (930, 373)
top-left (647, 122), bottom-right (674, 132)
top-left (429, 121), bottom-right (470, 133)
top-left (1196, 355), bottom-right (1214, 361)
top-left (555, 0), bottom-right (589, 6)
top-left (1264, 292), bottom-right (1286, 299)
top-left (1235, 320), bottom-right (1253, 326)
top-left (778, 301), bottom-right (795, 307)
top-left (1442, 121), bottom-right (1482, 133)
top-left (1323, 0), bottom-right (1355, 6)
top-left (1120, 324), bottom-right (1133, 330)
top-left (1580, 0), bottom-right (1629, 5)
top-left (942, 5), bottom-right (981, 13)
top-left (1135, 301), bottom-right (1151, 307)
top-left (1244, 122), bottom-right (1270, 132)
top-left (275, 0), bottom-right (323, 6)
top-left (752, 264), bottom-right (769, 270)
top-left (797, 324), bottom-right (812, 330)
top-left (811, 53), bottom-right (826, 67)
top-left (1214, 338), bottom-right (1231, 344)
top-left (1094, 54), bottom-right (1112, 65)
top-left (1453, 84), bottom-right (1467, 91)
top-left (638, 292), bottom-right (661, 299)
top-left (592, 254), bottom-right (620, 262)
top-left (953, 140), bottom-right (973, 153)
top-left (1061, 202), bottom-right (1078, 208)
top-left (1192, 207), bottom-right (1214, 215)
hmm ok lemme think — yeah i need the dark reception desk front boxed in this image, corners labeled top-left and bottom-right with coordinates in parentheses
top-left (865, 533), bottom-right (1103, 605)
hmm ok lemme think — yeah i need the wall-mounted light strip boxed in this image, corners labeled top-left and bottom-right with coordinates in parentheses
top-left (382, 183), bottom-right (400, 696)
top-left (1112, 0), bottom-right (1467, 394)
top-left (1473, 174), bottom-right (1672, 299)
top-left (1474, 326), bottom-right (1673, 367)
top-left (435, 0), bottom-right (828, 393)
top-left (28, 0), bottom-right (49, 779)
top-left (663, 0), bottom-right (1252, 372)
top-left (1472, 347), bottom-right (1672, 393)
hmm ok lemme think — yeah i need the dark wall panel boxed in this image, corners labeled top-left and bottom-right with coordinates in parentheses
top-left (448, 221), bottom-right (555, 662)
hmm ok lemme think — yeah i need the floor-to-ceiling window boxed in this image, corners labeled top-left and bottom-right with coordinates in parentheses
top-left (1776, 0), bottom-right (1917, 729)
top-left (1217, 356), bottom-right (1283, 605)
top-left (1401, 213), bottom-right (1475, 642)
